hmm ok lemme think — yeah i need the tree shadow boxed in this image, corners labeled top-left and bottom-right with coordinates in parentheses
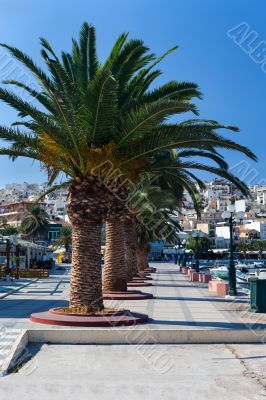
top-left (0, 299), bottom-right (68, 319)
top-left (154, 296), bottom-right (247, 304)
top-left (150, 319), bottom-right (266, 329)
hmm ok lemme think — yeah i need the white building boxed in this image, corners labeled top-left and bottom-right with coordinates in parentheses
top-left (244, 221), bottom-right (266, 240)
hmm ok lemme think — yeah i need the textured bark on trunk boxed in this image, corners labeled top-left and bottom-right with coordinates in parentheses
top-left (67, 179), bottom-right (108, 312)
top-left (70, 220), bottom-right (103, 311)
top-left (103, 216), bottom-right (127, 292)
top-left (137, 239), bottom-right (149, 272)
top-left (124, 217), bottom-right (138, 282)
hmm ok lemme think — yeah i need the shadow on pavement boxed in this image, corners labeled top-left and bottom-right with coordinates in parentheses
top-left (154, 296), bottom-right (247, 304)
top-left (150, 319), bottom-right (266, 329)
top-left (0, 299), bottom-right (68, 318)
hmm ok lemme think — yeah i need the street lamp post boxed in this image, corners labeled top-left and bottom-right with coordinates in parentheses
top-left (192, 230), bottom-right (203, 273)
top-left (181, 239), bottom-right (187, 267)
top-left (222, 206), bottom-right (245, 297)
top-left (174, 237), bottom-right (181, 265)
top-left (174, 245), bottom-right (178, 265)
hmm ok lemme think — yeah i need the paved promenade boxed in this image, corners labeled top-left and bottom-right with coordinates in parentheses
top-left (106, 264), bottom-right (266, 331)
top-left (2, 263), bottom-right (266, 331)
top-left (1, 263), bottom-right (266, 370)
top-left (0, 263), bottom-right (266, 398)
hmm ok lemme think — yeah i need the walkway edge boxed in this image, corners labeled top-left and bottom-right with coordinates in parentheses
top-left (0, 330), bottom-right (28, 377)
top-left (2, 327), bottom-right (266, 375)
top-left (28, 328), bottom-right (266, 345)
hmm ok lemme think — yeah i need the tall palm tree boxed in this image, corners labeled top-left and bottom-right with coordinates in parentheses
top-left (103, 169), bottom-right (188, 290)
top-left (0, 23), bottom-right (256, 311)
top-left (54, 225), bottom-right (72, 252)
top-left (104, 146), bottom-right (251, 291)
top-left (21, 205), bottom-right (49, 241)
top-left (124, 213), bottom-right (138, 281)
top-left (131, 174), bottom-right (182, 276)
top-left (136, 209), bottom-right (180, 272)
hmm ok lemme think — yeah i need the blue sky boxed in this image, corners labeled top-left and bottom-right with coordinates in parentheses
top-left (0, 0), bottom-right (265, 187)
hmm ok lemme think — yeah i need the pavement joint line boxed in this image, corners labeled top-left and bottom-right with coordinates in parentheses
top-left (195, 284), bottom-right (245, 326)
top-left (182, 272), bottom-right (235, 325)
top-left (0, 278), bottom-right (39, 300)
top-left (169, 270), bottom-right (196, 325)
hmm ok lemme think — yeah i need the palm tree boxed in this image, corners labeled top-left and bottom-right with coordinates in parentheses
top-left (0, 226), bottom-right (19, 236)
top-left (236, 241), bottom-right (249, 260)
top-left (21, 205), bottom-right (49, 241)
top-left (54, 225), bottom-right (72, 253)
top-left (136, 210), bottom-right (180, 272)
top-left (124, 214), bottom-right (138, 281)
top-left (0, 22), bottom-right (256, 311)
top-left (103, 171), bottom-right (185, 290)
top-left (254, 240), bottom-right (266, 259)
top-left (186, 235), bottom-right (211, 258)
top-left (104, 146), bottom-right (251, 291)
top-left (128, 173), bottom-right (189, 278)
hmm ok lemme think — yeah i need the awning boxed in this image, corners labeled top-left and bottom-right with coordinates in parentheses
top-left (212, 249), bottom-right (229, 253)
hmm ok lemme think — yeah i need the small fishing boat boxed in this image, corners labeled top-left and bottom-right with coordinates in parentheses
top-left (257, 269), bottom-right (266, 279)
top-left (236, 271), bottom-right (256, 284)
top-left (211, 266), bottom-right (228, 280)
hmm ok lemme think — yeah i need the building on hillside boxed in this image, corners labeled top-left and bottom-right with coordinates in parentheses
top-left (46, 221), bottom-right (65, 244)
top-left (0, 201), bottom-right (45, 227)
top-left (196, 222), bottom-right (216, 247)
top-left (0, 183), bottom-right (42, 205)
top-left (215, 224), bottom-right (241, 248)
top-left (253, 186), bottom-right (266, 206)
top-left (239, 228), bottom-right (260, 241)
top-left (243, 220), bottom-right (266, 240)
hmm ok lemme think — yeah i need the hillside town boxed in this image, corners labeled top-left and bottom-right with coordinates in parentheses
top-left (1, 179), bottom-right (266, 255)
top-left (179, 179), bottom-right (266, 248)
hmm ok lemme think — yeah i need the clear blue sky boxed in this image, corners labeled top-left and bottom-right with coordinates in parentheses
top-left (0, 0), bottom-right (264, 187)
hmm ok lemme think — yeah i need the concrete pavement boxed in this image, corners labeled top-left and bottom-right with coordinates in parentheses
top-left (1, 343), bottom-right (265, 399)
top-left (2, 263), bottom-right (266, 331)
top-left (0, 277), bottom-right (39, 299)
top-left (0, 265), bottom-right (70, 329)
top-left (1, 262), bottom-right (266, 372)
top-left (0, 265), bottom-right (70, 371)
top-left (1, 263), bottom-right (266, 398)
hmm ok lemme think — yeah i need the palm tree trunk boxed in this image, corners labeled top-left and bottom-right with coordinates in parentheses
top-left (137, 239), bottom-right (149, 272)
top-left (103, 215), bottom-right (127, 292)
top-left (124, 217), bottom-right (138, 282)
top-left (70, 219), bottom-right (103, 311)
top-left (67, 180), bottom-right (108, 312)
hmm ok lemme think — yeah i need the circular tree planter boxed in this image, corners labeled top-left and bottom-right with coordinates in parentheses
top-left (103, 290), bottom-right (153, 300)
top-left (144, 267), bottom-right (156, 273)
top-left (131, 277), bottom-right (153, 282)
top-left (127, 281), bottom-right (153, 287)
top-left (132, 276), bottom-right (153, 281)
top-left (132, 275), bottom-right (153, 281)
top-left (30, 308), bottom-right (149, 327)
